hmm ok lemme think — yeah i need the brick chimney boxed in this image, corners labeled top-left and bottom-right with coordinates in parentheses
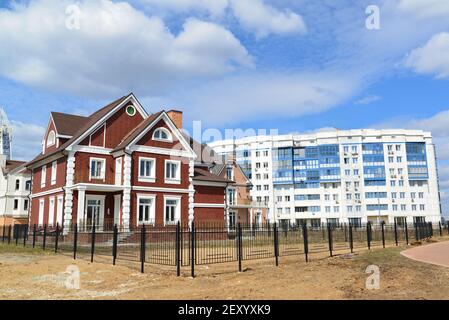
top-left (167, 110), bottom-right (183, 129)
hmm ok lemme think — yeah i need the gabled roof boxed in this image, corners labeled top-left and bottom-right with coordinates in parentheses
top-left (4, 160), bottom-right (30, 175)
top-left (112, 111), bottom-right (164, 152)
top-left (193, 166), bottom-right (233, 183)
top-left (27, 95), bottom-right (129, 167)
top-left (51, 112), bottom-right (89, 137)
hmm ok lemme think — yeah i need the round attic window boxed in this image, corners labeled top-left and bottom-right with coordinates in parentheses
top-left (126, 105), bottom-right (136, 116)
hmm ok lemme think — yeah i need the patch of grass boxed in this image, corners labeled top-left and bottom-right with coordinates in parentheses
top-left (0, 243), bottom-right (54, 255)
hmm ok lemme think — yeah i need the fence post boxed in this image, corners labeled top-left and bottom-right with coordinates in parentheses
top-left (15, 225), bottom-right (19, 246)
top-left (23, 225), bottom-right (28, 247)
top-left (2, 224), bottom-right (5, 243)
top-left (42, 224), bottom-right (47, 250)
top-left (140, 224), bottom-right (146, 274)
top-left (237, 223), bottom-right (243, 272)
top-left (55, 224), bottom-right (59, 253)
top-left (394, 221), bottom-right (398, 246)
top-left (405, 222), bottom-right (409, 245)
top-left (366, 222), bottom-right (371, 250)
top-left (414, 222), bottom-right (419, 241)
top-left (73, 224), bottom-right (78, 260)
top-left (191, 221), bottom-right (195, 278)
top-left (302, 223), bottom-right (309, 262)
top-left (327, 223), bottom-right (333, 257)
top-left (176, 222), bottom-right (181, 276)
top-left (439, 221), bottom-right (442, 237)
top-left (273, 222), bottom-right (279, 266)
top-left (7, 225), bottom-right (11, 244)
top-left (381, 221), bottom-right (385, 248)
top-left (32, 224), bottom-right (36, 248)
top-left (112, 224), bottom-right (118, 266)
top-left (91, 220), bottom-right (96, 263)
top-left (430, 222), bottom-right (433, 238)
top-left (349, 224), bottom-right (354, 254)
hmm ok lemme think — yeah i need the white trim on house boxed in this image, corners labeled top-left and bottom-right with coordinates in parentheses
top-left (46, 130), bottom-right (56, 148)
top-left (72, 145), bottom-right (113, 155)
top-left (83, 194), bottom-right (106, 228)
top-left (132, 186), bottom-right (189, 193)
top-left (138, 156), bottom-right (156, 183)
top-left (56, 195), bottom-right (64, 227)
top-left (48, 196), bottom-right (55, 227)
top-left (41, 165), bottom-right (46, 188)
top-left (136, 193), bottom-right (156, 226)
top-left (129, 145), bottom-right (194, 158)
top-left (38, 198), bottom-right (45, 226)
top-left (66, 94), bottom-right (148, 151)
top-left (70, 183), bottom-right (124, 192)
top-left (30, 187), bottom-right (64, 199)
top-left (51, 160), bottom-right (57, 185)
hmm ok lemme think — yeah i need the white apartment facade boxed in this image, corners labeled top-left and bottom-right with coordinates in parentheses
top-left (0, 155), bottom-right (32, 227)
top-left (209, 129), bottom-right (442, 226)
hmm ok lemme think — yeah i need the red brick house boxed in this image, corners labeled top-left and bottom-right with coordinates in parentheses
top-left (26, 93), bottom-right (230, 233)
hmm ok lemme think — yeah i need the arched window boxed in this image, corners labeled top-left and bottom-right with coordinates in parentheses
top-left (153, 128), bottom-right (172, 142)
top-left (47, 130), bottom-right (56, 147)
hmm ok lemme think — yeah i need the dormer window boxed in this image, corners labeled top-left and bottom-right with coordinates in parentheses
top-left (153, 128), bottom-right (172, 142)
top-left (47, 130), bottom-right (56, 147)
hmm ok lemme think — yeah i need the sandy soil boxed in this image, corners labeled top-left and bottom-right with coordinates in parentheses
top-left (1, 239), bottom-right (449, 300)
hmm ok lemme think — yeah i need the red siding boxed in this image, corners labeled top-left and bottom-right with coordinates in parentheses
top-left (105, 104), bottom-right (145, 149)
top-left (194, 185), bottom-right (225, 204)
top-left (195, 207), bottom-right (225, 222)
top-left (90, 125), bottom-right (105, 147)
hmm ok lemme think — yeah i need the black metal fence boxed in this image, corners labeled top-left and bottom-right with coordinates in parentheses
top-left (0, 220), bottom-right (443, 277)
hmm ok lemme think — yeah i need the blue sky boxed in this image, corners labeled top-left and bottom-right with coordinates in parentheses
top-left (1, 0), bottom-right (449, 213)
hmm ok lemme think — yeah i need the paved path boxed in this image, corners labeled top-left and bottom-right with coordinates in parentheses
top-left (401, 241), bottom-right (449, 268)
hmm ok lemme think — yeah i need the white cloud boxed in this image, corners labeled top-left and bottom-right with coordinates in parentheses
top-left (0, 0), bottom-right (253, 98)
top-left (397, 0), bottom-right (449, 19)
top-left (138, 0), bottom-right (307, 38)
top-left (405, 32), bottom-right (449, 79)
top-left (354, 95), bottom-right (382, 105)
top-left (10, 120), bottom-right (45, 161)
top-left (165, 72), bottom-right (358, 126)
top-left (229, 0), bottom-right (307, 38)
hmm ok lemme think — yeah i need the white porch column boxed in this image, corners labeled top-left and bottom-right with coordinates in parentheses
top-left (188, 159), bottom-right (195, 227)
top-left (77, 186), bottom-right (86, 227)
top-left (122, 154), bottom-right (132, 231)
top-left (63, 152), bottom-right (75, 235)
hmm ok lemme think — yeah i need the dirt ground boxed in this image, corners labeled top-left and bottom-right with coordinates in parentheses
top-left (1, 238), bottom-right (449, 300)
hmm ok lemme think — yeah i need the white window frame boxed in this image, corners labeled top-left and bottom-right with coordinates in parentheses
top-left (38, 198), bottom-right (45, 226)
top-left (46, 130), bottom-right (56, 147)
top-left (164, 160), bottom-right (181, 184)
top-left (138, 157), bottom-right (156, 183)
top-left (152, 127), bottom-right (173, 143)
top-left (48, 196), bottom-right (55, 227)
top-left (51, 161), bottom-right (57, 185)
top-left (137, 194), bottom-right (156, 226)
top-left (41, 165), bottom-right (46, 188)
top-left (89, 157), bottom-right (106, 181)
top-left (56, 195), bottom-right (64, 226)
top-left (164, 195), bottom-right (181, 226)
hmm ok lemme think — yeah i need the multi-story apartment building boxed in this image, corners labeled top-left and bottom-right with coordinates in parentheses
top-left (0, 155), bottom-right (31, 227)
top-left (26, 93), bottom-right (231, 233)
top-left (209, 129), bottom-right (442, 226)
top-left (210, 155), bottom-right (268, 227)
